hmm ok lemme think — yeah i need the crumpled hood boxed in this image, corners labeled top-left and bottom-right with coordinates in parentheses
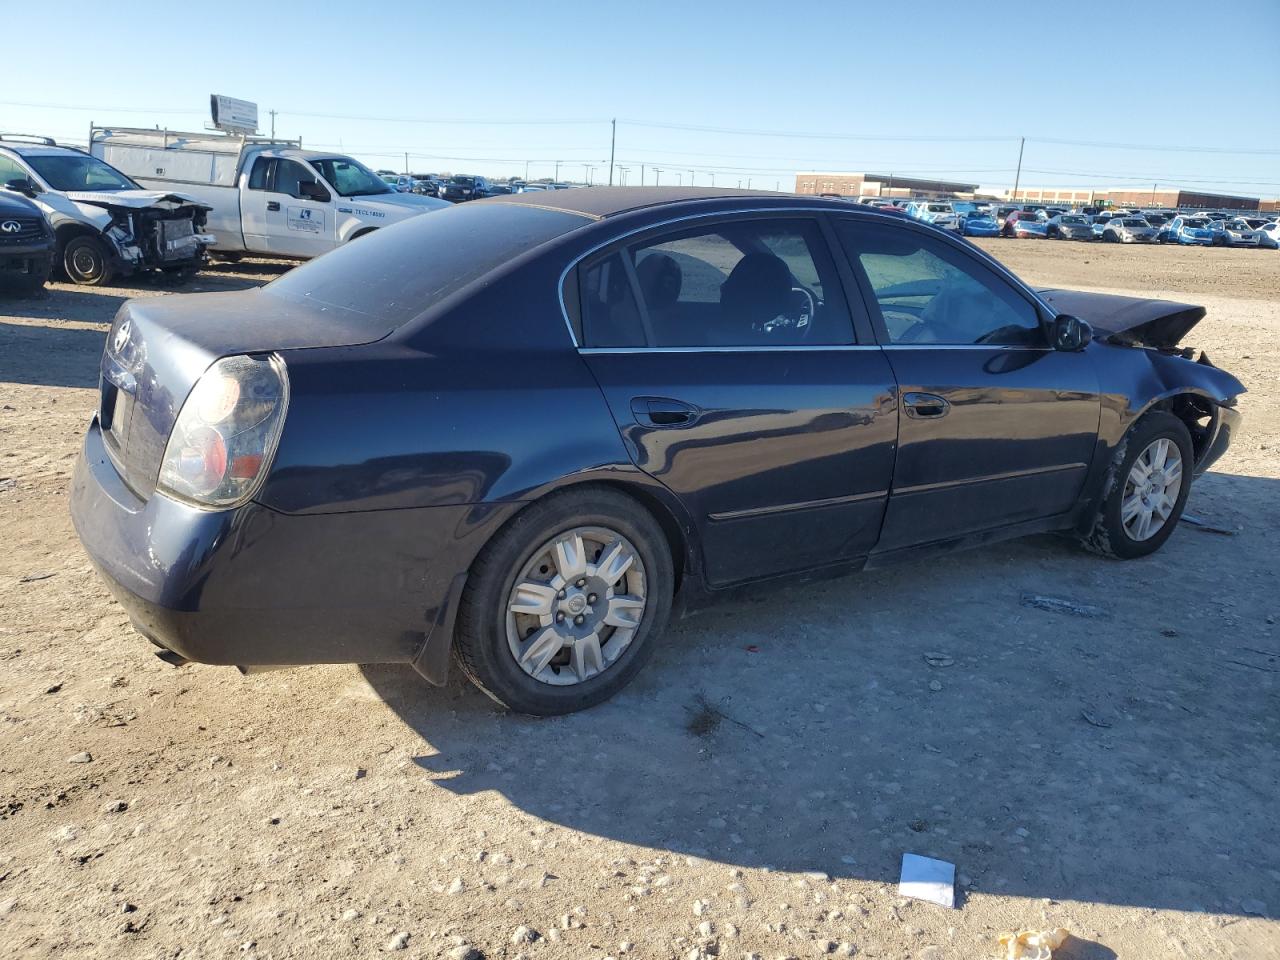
top-left (66, 189), bottom-right (209, 212)
top-left (1037, 288), bottom-right (1205, 349)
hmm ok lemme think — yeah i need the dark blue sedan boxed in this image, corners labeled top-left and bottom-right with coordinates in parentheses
top-left (70, 188), bottom-right (1244, 715)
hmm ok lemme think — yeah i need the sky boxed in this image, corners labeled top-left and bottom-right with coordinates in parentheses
top-left (4, 0), bottom-right (1279, 198)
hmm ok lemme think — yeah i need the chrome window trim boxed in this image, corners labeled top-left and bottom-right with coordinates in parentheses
top-left (557, 204), bottom-right (859, 351)
top-left (881, 344), bottom-right (1055, 352)
top-left (579, 345), bottom-right (885, 355)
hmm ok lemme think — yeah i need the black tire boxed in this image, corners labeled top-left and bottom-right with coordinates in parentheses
top-left (454, 486), bottom-right (674, 715)
top-left (1080, 411), bottom-right (1193, 560)
top-left (207, 252), bottom-right (242, 264)
top-left (62, 235), bottom-right (116, 286)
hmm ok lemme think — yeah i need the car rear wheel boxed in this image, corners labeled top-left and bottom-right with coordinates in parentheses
top-left (454, 487), bottom-right (673, 715)
top-left (62, 235), bottom-right (116, 286)
top-left (1081, 411), bottom-right (1193, 560)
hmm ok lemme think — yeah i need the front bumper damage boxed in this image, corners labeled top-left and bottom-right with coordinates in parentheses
top-left (72, 193), bottom-right (215, 276)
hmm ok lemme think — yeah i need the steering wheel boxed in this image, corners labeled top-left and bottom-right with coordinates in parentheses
top-left (757, 286), bottom-right (818, 340)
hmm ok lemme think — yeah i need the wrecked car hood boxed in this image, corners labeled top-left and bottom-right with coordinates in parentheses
top-left (65, 190), bottom-right (210, 212)
top-left (1037, 288), bottom-right (1205, 349)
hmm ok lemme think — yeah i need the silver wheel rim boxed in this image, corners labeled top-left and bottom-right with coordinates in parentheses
top-left (505, 526), bottom-right (647, 686)
top-left (1121, 438), bottom-right (1184, 542)
top-left (71, 247), bottom-right (98, 278)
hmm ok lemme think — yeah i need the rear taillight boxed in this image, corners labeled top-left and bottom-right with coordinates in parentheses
top-left (157, 354), bottom-right (288, 508)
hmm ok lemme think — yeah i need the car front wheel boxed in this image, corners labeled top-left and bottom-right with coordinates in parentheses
top-left (62, 235), bottom-right (116, 286)
top-left (1081, 411), bottom-right (1193, 560)
top-left (454, 487), bottom-right (674, 715)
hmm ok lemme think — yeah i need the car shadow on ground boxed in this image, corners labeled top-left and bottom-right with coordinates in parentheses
top-left (361, 472), bottom-right (1277, 921)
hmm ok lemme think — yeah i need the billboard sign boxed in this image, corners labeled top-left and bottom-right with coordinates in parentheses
top-left (210, 95), bottom-right (259, 135)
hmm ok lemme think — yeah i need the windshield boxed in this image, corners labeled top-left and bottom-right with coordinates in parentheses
top-left (309, 157), bottom-right (393, 198)
top-left (965, 211), bottom-right (991, 219)
top-left (1122, 219), bottom-right (1149, 227)
top-left (451, 176), bottom-right (476, 185)
top-left (1227, 220), bottom-right (1250, 229)
top-left (27, 153), bottom-right (136, 192)
top-left (1184, 218), bottom-right (1208, 228)
top-left (1062, 216), bottom-right (1087, 224)
top-left (926, 204), bottom-right (950, 212)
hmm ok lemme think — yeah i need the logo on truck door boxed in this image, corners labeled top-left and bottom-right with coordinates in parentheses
top-left (287, 206), bottom-right (324, 234)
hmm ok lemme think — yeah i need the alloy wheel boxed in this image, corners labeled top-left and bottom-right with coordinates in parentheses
top-left (505, 526), bottom-right (648, 686)
top-left (1121, 438), bottom-right (1184, 542)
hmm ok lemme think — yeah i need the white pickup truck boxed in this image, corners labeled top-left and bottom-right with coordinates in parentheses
top-left (90, 126), bottom-right (449, 260)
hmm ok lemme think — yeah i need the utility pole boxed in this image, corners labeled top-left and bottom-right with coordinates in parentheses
top-left (618, 166), bottom-right (629, 185)
top-left (608, 118), bottom-right (616, 185)
top-left (555, 159), bottom-right (562, 181)
top-left (654, 168), bottom-right (662, 185)
top-left (1151, 182), bottom-right (1157, 204)
top-left (641, 164), bottom-right (645, 185)
top-left (710, 173), bottom-right (715, 186)
top-left (269, 109), bottom-right (277, 140)
top-left (747, 178), bottom-right (752, 189)
top-left (404, 152), bottom-right (409, 175)
top-left (675, 172), bottom-right (682, 185)
top-left (1011, 136), bottom-right (1025, 202)
top-left (524, 160), bottom-right (529, 180)
top-left (690, 169), bottom-right (695, 186)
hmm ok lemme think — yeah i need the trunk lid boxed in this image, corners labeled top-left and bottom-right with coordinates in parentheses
top-left (100, 287), bottom-right (396, 499)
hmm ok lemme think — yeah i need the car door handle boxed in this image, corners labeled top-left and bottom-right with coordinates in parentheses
top-left (630, 397), bottom-right (700, 428)
top-left (902, 392), bottom-right (951, 419)
top-left (266, 201), bottom-right (281, 212)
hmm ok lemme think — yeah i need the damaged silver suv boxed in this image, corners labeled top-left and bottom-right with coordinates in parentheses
top-left (0, 135), bottom-right (214, 286)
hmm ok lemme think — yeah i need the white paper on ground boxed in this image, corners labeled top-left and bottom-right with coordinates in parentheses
top-left (898, 853), bottom-right (955, 908)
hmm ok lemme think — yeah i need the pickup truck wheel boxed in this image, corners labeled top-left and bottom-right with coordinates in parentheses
top-left (1080, 411), bottom-right (1193, 560)
top-left (62, 236), bottom-right (116, 286)
top-left (454, 487), bottom-right (673, 716)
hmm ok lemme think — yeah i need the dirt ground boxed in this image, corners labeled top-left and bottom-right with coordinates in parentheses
top-left (1, 241), bottom-right (1278, 960)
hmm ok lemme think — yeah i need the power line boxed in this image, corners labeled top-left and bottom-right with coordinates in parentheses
top-left (619, 119), bottom-right (1018, 143)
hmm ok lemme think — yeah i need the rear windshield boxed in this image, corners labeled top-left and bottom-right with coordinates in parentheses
top-left (265, 202), bottom-right (586, 328)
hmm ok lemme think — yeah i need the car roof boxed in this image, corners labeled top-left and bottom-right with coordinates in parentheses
top-left (0, 143), bottom-right (86, 157)
top-left (483, 186), bottom-right (813, 220)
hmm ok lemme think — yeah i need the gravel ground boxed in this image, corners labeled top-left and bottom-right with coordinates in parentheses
top-left (1, 243), bottom-right (1278, 960)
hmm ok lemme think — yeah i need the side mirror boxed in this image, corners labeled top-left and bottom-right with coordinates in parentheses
top-left (4, 177), bottom-right (39, 197)
top-left (1050, 314), bottom-right (1092, 352)
top-left (298, 179), bottom-right (330, 202)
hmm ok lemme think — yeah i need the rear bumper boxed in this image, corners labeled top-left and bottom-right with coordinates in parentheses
top-left (70, 418), bottom-right (482, 671)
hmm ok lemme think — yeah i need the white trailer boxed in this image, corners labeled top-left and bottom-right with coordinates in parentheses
top-left (90, 126), bottom-right (449, 259)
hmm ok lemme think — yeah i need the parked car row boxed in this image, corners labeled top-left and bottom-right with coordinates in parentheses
top-left (870, 194), bottom-right (1280, 249)
top-left (399, 175), bottom-right (579, 202)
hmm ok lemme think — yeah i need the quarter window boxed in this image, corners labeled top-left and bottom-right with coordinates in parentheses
top-left (837, 222), bottom-right (1043, 346)
top-left (247, 157), bottom-right (271, 191)
top-left (579, 218), bottom-right (855, 349)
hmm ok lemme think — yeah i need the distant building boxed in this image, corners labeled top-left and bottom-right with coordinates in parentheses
top-left (1008, 186), bottom-right (1260, 210)
top-left (794, 172), bottom-right (979, 199)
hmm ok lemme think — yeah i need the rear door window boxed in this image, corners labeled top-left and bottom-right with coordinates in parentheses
top-left (579, 218), bottom-right (855, 348)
